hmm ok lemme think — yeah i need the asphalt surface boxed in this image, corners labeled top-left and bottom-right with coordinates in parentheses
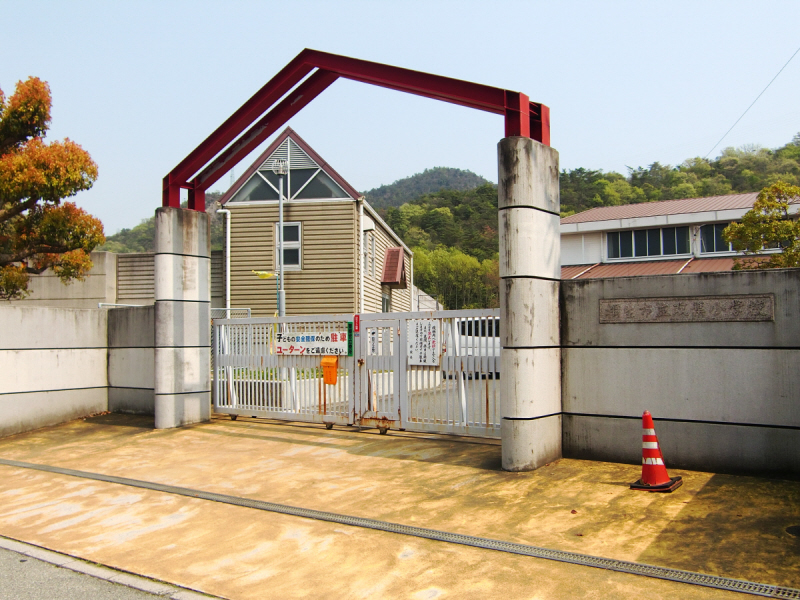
top-left (0, 547), bottom-right (163, 600)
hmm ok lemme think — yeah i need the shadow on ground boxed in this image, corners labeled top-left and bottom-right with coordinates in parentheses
top-left (635, 473), bottom-right (800, 587)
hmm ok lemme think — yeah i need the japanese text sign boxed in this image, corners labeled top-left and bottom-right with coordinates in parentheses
top-left (275, 326), bottom-right (353, 356)
top-left (407, 319), bottom-right (441, 366)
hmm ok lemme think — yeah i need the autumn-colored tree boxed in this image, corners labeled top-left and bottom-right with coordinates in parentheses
top-left (0, 77), bottom-right (103, 299)
top-left (722, 182), bottom-right (800, 270)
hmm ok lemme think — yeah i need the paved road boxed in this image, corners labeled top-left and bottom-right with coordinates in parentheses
top-left (0, 547), bottom-right (163, 600)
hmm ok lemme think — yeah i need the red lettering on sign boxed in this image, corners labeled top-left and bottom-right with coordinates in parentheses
top-left (354, 315), bottom-right (360, 333)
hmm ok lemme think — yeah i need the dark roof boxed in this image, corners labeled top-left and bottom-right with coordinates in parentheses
top-left (561, 193), bottom-right (762, 225)
top-left (220, 127), bottom-right (361, 204)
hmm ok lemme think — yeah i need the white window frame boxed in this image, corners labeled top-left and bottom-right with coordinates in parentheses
top-left (275, 221), bottom-right (302, 271)
top-left (699, 223), bottom-right (735, 255)
top-left (370, 234), bottom-right (376, 278)
top-left (606, 226), bottom-right (693, 262)
top-left (362, 232), bottom-right (368, 276)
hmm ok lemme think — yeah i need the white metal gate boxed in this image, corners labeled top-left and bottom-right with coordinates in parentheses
top-left (358, 317), bottom-right (402, 433)
top-left (213, 309), bottom-right (500, 438)
top-left (213, 315), bottom-right (355, 427)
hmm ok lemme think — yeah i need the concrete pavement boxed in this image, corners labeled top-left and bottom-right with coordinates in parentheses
top-left (0, 538), bottom-right (218, 599)
top-left (0, 413), bottom-right (798, 599)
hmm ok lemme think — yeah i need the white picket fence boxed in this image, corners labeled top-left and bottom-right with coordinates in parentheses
top-left (212, 309), bottom-right (501, 438)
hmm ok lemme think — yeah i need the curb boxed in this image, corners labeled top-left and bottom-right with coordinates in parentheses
top-left (0, 535), bottom-right (226, 599)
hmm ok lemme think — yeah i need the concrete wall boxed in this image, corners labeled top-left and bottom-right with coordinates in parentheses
top-left (108, 306), bottom-right (155, 414)
top-left (0, 306), bottom-right (109, 437)
top-left (0, 304), bottom-right (157, 437)
top-left (6, 252), bottom-right (118, 308)
top-left (561, 268), bottom-right (800, 475)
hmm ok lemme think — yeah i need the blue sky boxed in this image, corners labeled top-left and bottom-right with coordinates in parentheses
top-left (3, 0), bottom-right (800, 234)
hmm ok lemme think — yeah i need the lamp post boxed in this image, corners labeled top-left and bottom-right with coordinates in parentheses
top-left (271, 158), bottom-right (288, 316)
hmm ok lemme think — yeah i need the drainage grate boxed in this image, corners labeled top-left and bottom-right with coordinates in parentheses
top-left (1, 457), bottom-right (798, 599)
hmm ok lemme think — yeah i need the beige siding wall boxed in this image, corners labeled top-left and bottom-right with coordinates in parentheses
top-left (117, 253), bottom-right (154, 304)
top-left (117, 251), bottom-right (222, 307)
top-left (361, 217), bottom-right (412, 313)
top-left (210, 250), bottom-right (224, 308)
top-left (228, 201), bottom-right (358, 317)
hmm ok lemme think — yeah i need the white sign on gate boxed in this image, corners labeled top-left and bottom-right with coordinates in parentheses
top-left (407, 319), bottom-right (441, 366)
top-left (368, 329), bottom-right (378, 355)
top-left (275, 331), bottom-right (350, 356)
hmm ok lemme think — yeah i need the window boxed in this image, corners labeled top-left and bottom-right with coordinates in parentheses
top-left (607, 227), bottom-right (690, 259)
top-left (370, 235), bottom-right (376, 278)
top-left (275, 222), bottom-right (301, 269)
top-left (460, 318), bottom-right (500, 337)
top-left (700, 223), bottom-right (732, 253)
top-left (231, 137), bottom-right (351, 204)
top-left (362, 232), bottom-right (368, 275)
top-left (381, 291), bottom-right (391, 312)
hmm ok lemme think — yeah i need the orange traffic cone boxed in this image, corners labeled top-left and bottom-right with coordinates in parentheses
top-left (630, 411), bottom-right (683, 492)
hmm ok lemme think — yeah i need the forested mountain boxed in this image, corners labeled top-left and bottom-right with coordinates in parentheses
top-left (560, 135), bottom-right (800, 216)
top-left (363, 167), bottom-right (490, 210)
top-left (100, 192), bottom-right (225, 253)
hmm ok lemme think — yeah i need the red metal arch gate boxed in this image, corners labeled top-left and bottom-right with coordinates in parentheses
top-left (162, 48), bottom-right (550, 210)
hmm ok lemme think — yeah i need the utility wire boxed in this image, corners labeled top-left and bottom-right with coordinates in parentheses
top-left (705, 43), bottom-right (800, 159)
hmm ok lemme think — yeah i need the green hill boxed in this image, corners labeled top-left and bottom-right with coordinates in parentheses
top-left (559, 135), bottom-right (800, 217)
top-left (99, 192), bottom-right (225, 253)
top-left (363, 167), bottom-right (491, 210)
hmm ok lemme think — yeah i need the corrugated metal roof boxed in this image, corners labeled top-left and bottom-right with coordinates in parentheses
top-left (574, 260), bottom-right (689, 279)
top-left (680, 257), bottom-right (736, 273)
top-left (560, 256), bottom-right (739, 279)
top-left (561, 193), bottom-right (761, 224)
top-left (560, 264), bottom-right (596, 279)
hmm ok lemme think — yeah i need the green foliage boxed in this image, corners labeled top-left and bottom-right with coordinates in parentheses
top-left (380, 183), bottom-right (500, 309)
top-left (722, 182), bottom-right (800, 270)
top-left (560, 135), bottom-right (800, 214)
top-left (412, 246), bottom-right (498, 310)
top-left (0, 77), bottom-right (103, 299)
top-left (364, 167), bottom-right (490, 210)
top-left (100, 191), bottom-right (224, 253)
top-left (384, 183), bottom-right (499, 261)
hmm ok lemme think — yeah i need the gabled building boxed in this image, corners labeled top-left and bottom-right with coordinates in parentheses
top-left (560, 192), bottom-right (799, 279)
top-left (219, 127), bottom-right (413, 317)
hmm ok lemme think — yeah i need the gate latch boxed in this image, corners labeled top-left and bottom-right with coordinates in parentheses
top-left (321, 356), bottom-right (339, 385)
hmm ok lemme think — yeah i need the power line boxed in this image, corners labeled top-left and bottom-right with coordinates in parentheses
top-left (705, 43), bottom-right (800, 159)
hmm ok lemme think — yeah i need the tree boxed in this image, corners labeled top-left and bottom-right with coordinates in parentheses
top-left (722, 182), bottom-right (800, 270)
top-left (412, 246), bottom-right (498, 310)
top-left (0, 77), bottom-right (104, 299)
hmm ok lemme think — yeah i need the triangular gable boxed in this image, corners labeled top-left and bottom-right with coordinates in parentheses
top-left (221, 127), bottom-right (361, 204)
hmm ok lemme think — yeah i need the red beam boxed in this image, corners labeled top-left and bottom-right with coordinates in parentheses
top-left (306, 50), bottom-right (507, 113)
top-left (504, 91), bottom-right (530, 138)
top-left (187, 185), bottom-right (204, 211)
top-left (193, 69), bottom-right (339, 192)
top-left (531, 103), bottom-right (550, 146)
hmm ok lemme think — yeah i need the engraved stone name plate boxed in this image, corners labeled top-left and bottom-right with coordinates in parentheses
top-left (599, 294), bottom-right (774, 324)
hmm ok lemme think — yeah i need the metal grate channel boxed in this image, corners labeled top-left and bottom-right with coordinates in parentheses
top-left (1, 457), bottom-right (797, 599)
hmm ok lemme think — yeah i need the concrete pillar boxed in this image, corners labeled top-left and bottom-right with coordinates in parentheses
top-left (498, 137), bottom-right (562, 471)
top-left (154, 207), bottom-right (211, 429)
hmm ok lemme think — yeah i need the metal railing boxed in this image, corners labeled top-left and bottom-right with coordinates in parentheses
top-left (211, 308), bottom-right (252, 320)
